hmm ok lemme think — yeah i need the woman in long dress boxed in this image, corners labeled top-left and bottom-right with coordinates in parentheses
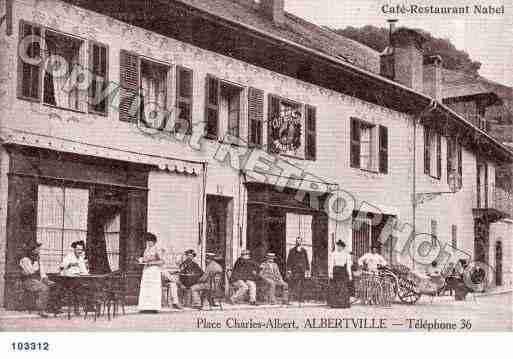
top-left (137, 232), bottom-right (164, 313)
top-left (328, 240), bottom-right (352, 308)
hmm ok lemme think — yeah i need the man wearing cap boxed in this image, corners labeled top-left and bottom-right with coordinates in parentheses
top-left (229, 250), bottom-right (259, 305)
top-left (190, 253), bottom-right (223, 309)
top-left (19, 242), bottom-right (53, 317)
top-left (358, 245), bottom-right (387, 273)
top-left (60, 240), bottom-right (89, 276)
top-left (178, 249), bottom-right (203, 288)
top-left (286, 237), bottom-right (310, 303)
top-left (260, 253), bottom-right (289, 305)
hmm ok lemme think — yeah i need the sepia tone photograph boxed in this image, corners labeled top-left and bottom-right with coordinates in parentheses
top-left (0, 0), bottom-right (512, 336)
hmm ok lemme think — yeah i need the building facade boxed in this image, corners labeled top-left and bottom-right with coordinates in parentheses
top-left (0, 0), bottom-right (512, 308)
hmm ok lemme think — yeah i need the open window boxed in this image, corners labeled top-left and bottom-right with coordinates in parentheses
top-left (350, 118), bottom-right (388, 173)
top-left (43, 30), bottom-right (86, 111)
top-left (140, 58), bottom-right (169, 128)
top-left (424, 127), bottom-right (442, 179)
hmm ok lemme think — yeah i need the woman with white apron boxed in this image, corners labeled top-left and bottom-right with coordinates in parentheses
top-left (137, 232), bottom-right (164, 313)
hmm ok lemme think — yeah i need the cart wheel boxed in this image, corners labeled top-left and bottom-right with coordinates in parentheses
top-left (396, 277), bottom-right (421, 304)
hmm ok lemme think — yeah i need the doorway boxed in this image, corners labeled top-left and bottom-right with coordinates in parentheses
top-left (206, 195), bottom-right (233, 269)
top-left (495, 241), bottom-right (503, 286)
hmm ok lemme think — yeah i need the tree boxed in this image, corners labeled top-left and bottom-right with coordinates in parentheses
top-left (334, 25), bottom-right (481, 75)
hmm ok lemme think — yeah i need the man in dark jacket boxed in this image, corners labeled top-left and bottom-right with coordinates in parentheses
top-left (286, 237), bottom-right (310, 303)
top-left (229, 250), bottom-right (259, 305)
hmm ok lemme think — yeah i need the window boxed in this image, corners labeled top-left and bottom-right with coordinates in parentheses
top-left (447, 137), bottom-right (463, 188)
top-left (175, 66), bottom-right (193, 134)
top-left (476, 160), bottom-right (488, 208)
top-left (103, 213), bottom-right (121, 271)
top-left (89, 42), bottom-right (108, 114)
top-left (424, 128), bottom-right (441, 179)
top-left (119, 50), bottom-right (170, 127)
top-left (36, 185), bottom-right (89, 273)
top-left (140, 58), bottom-right (168, 128)
top-left (204, 76), bottom-right (242, 140)
top-left (42, 30), bottom-right (85, 111)
top-left (248, 87), bottom-right (264, 147)
top-left (451, 224), bottom-right (457, 250)
top-left (350, 118), bottom-right (388, 173)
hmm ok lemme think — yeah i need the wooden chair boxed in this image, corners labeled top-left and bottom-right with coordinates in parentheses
top-left (104, 271), bottom-right (127, 318)
top-left (200, 272), bottom-right (224, 310)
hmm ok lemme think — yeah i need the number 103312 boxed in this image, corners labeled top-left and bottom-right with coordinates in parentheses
top-left (11, 342), bottom-right (49, 351)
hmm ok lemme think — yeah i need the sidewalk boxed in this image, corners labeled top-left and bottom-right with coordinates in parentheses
top-left (0, 301), bottom-right (324, 320)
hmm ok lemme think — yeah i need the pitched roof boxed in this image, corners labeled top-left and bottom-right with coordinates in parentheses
top-left (175, 0), bottom-right (380, 73)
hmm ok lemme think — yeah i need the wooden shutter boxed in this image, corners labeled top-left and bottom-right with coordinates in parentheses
top-left (379, 125), bottom-right (388, 174)
top-left (205, 75), bottom-right (219, 138)
top-left (447, 138), bottom-right (453, 183)
top-left (248, 87), bottom-right (264, 147)
top-left (484, 162), bottom-right (488, 207)
top-left (176, 66), bottom-right (193, 134)
top-left (17, 21), bottom-right (42, 101)
top-left (424, 128), bottom-right (430, 175)
top-left (436, 132), bottom-right (442, 179)
top-left (267, 94), bottom-right (280, 152)
top-left (119, 50), bottom-right (140, 122)
top-left (305, 105), bottom-right (317, 160)
top-left (350, 118), bottom-right (361, 168)
top-left (476, 159), bottom-right (481, 208)
top-left (88, 41), bottom-right (108, 114)
top-left (457, 143), bottom-right (462, 187)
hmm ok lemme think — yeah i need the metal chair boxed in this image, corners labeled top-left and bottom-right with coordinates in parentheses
top-left (200, 272), bottom-right (224, 310)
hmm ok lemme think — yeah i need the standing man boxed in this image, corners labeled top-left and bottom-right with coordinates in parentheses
top-left (260, 253), bottom-right (289, 305)
top-left (229, 249), bottom-right (259, 305)
top-left (190, 253), bottom-right (223, 309)
top-left (19, 241), bottom-right (53, 317)
top-left (358, 244), bottom-right (387, 273)
top-left (286, 237), bottom-right (310, 303)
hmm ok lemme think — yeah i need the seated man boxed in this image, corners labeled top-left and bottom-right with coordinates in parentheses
top-left (178, 249), bottom-right (203, 288)
top-left (19, 241), bottom-right (53, 317)
top-left (358, 245), bottom-right (387, 273)
top-left (60, 241), bottom-right (89, 276)
top-left (190, 253), bottom-right (223, 309)
top-left (259, 253), bottom-right (289, 305)
top-left (229, 249), bottom-right (259, 305)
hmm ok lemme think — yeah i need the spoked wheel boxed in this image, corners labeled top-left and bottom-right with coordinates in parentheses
top-left (395, 277), bottom-right (421, 304)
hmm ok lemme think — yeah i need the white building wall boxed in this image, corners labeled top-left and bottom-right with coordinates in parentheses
top-left (0, 0), bottom-right (504, 278)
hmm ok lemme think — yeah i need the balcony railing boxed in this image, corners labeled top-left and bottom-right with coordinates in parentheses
top-left (493, 186), bottom-right (513, 218)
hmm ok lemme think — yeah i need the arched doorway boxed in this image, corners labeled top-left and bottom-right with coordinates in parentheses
top-left (495, 241), bottom-right (503, 286)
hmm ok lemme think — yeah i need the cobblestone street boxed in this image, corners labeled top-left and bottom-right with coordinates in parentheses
top-left (1, 293), bottom-right (510, 332)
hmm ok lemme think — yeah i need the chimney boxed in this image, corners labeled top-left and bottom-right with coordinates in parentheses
top-left (380, 21), bottom-right (427, 92)
top-left (423, 55), bottom-right (443, 100)
top-left (260, 0), bottom-right (285, 25)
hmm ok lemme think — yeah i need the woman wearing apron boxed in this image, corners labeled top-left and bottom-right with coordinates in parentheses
top-left (328, 240), bottom-right (352, 308)
top-left (137, 232), bottom-right (164, 313)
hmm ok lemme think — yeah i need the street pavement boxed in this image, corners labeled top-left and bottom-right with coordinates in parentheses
top-left (1, 293), bottom-right (511, 332)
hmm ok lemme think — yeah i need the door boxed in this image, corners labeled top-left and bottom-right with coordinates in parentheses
top-left (495, 241), bottom-right (503, 286)
top-left (352, 218), bottom-right (371, 261)
top-left (206, 195), bottom-right (232, 270)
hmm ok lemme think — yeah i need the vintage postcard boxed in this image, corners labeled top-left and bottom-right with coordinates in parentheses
top-left (0, 0), bottom-right (512, 337)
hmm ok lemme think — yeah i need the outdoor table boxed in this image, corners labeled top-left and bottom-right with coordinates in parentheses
top-left (47, 273), bottom-right (112, 319)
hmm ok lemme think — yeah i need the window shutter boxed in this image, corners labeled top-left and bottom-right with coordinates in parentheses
top-left (436, 132), bottom-right (442, 179)
top-left (176, 66), bottom-right (193, 134)
top-left (88, 41), bottom-right (109, 114)
top-left (17, 21), bottom-right (42, 101)
top-left (248, 87), bottom-right (264, 147)
top-left (484, 162), bottom-right (488, 207)
top-left (457, 143), bottom-right (462, 187)
top-left (476, 160), bottom-right (481, 208)
top-left (205, 75), bottom-right (220, 138)
top-left (267, 94), bottom-right (280, 152)
top-left (424, 128), bottom-right (430, 175)
top-left (379, 125), bottom-right (388, 173)
top-left (350, 118), bottom-right (361, 168)
top-left (119, 50), bottom-right (140, 122)
top-left (305, 105), bottom-right (317, 160)
top-left (447, 138), bottom-right (453, 183)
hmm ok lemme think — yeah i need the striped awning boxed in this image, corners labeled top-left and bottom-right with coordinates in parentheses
top-left (1, 128), bottom-right (204, 175)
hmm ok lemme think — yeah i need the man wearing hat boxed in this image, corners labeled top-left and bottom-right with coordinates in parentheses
top-left (229, 249), bottom-right (259, 305)
top-left (19, 241), bottom-right (53, 317)
top-left (358, 244), bottom-right (387, 273)
top-left (190, 252), bottom-right (223, 309)
top-left (286, 237), bottom-right (310, 303)
top-left (178, 249), bottom-right (203, 288)
top-left (60, 240), bottom-right (89, 276)
top-left (260, 253), bottom-right (289, 305)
